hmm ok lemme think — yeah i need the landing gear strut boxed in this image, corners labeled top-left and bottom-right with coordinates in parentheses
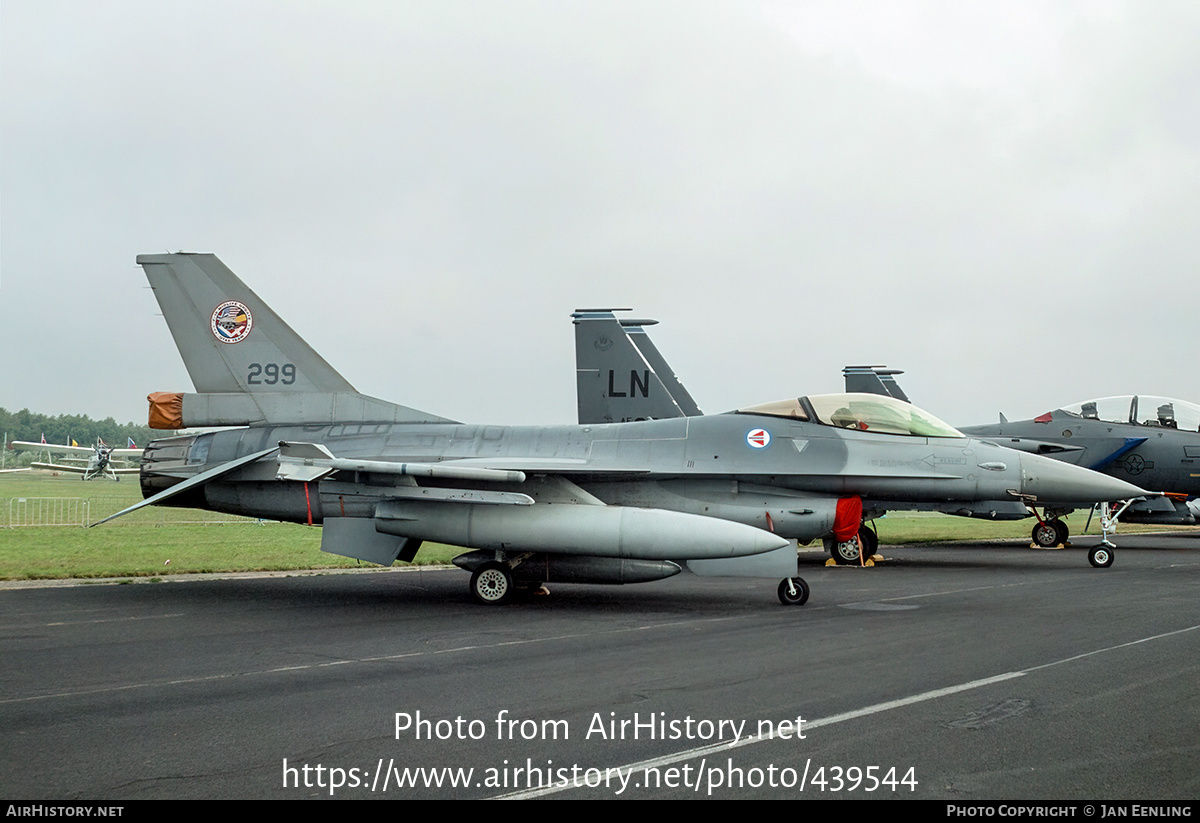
top-left (777, 577), bottom-right (810, 606)
top-left (1081, 500), bottom-right (1141, 569)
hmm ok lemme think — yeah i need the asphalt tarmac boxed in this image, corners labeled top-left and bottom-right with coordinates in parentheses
top-left (2, 533), bottom-right (1198, 800)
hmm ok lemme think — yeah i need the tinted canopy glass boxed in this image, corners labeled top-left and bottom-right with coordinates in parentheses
top-left (738, 393), bottom-right (963, 438)
top-left (1061, 396), bottom-right (1200, 431)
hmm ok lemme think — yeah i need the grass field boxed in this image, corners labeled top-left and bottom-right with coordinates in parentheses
top-left (0, 470), bottom-right (1179, 580)
top-left (0, 471), bottom-right (459, 579)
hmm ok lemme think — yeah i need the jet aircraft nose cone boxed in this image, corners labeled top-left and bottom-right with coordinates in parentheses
top-left (1019, 453), bottom-right (1149, 504)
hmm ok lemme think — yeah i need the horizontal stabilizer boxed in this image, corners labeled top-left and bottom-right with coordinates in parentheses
top-left (91, 445), bottom-right (279, 526)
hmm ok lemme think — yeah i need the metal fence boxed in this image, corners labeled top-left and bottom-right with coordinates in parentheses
top-left (4, 497), bottom-right (256, 528)
top-left (7, 497), bottom-right (91, 527)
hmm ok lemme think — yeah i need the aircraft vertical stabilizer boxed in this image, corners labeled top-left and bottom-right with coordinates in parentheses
top-left (138, 253), bottom-right (455, 427)
top-left (573, 310), bottom-right (690, 424)
top-left (842, 366), bottom-right (909, 402)
top-left (139, 253), bottom-right (356, 394)
top-left (621, 321), bottom-right (702, 416)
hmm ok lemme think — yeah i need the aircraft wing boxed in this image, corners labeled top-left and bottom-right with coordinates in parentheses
top-left (30, 462), bottom-right (90, 474)
top-left (10, 442), bottom-right (142, 460)
top-left (30, 462), bottom-right (140, 475)
top-left (10, 441), bottom-right (95, 457)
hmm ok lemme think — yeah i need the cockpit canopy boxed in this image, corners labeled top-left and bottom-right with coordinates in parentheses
top-left (1060, 395), bottom-right (1200, 431)
top-left (736, 392), bottom-right (963, 438)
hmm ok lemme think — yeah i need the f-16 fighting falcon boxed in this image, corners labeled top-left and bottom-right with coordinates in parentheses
top-left (96, 257), bottom-right (1148, 605)
top-left (842, 366), bottom-right (1197, 559)
top-left (573, 310), bottom-right (1152, 569)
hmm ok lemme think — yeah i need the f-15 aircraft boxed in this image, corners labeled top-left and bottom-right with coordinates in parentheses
top-left (842, 366), bottom-right (1199, 547)
top-left (574, 310), bottom-right (703, 424)
top-left (572, 312), bottom-right (1160, 568)
top-left (961, 395), bottom-right (1200, 536)
top-left (9, 439), bottom-right (142, 481)
top-left (97, 256), bottom-right (1147, 605)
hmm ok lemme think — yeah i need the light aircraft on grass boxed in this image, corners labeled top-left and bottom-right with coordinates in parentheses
top-left (8, 440), bottom-right (142, 481)
top-left (95, 256), bottom-right (1147, 605)
top-left (572, 310), bottom-right (1152, 569)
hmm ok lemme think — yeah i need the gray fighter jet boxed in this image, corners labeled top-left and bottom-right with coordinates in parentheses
top-left (574, 312), bottom-right (1157, 568)
top-left (843, 367), bottom-right (1199, 549)
top-left (97, 256), bottom-right (1147, 604)
top-left (961, 396), bottom-right (1200, 537)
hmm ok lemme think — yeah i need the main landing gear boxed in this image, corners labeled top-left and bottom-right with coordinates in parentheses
top-left (1027, 500), bottom-right (1138, 568)
top-left (1031, 518), bottom-right (1069, 548)
top-left (826, 524), bottom-right (878, 565)
top-left (465, 554), bottom-right (813, 607)
top-left (470, 562), bottom-right (513, 605)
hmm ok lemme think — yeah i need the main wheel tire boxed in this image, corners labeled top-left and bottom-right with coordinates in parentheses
top-left (1052, 519), bottom-right (1069, 544)
top-left (825, 537), bottom-right (864, 563)
top-left (1088, 546), bottom-right (1114, 568)
top-left (859, 525), bottom-right (879, 558)
top-left (828, 535), bottom-right (862, 565)
top-left (470, 562), bottom-right (513, 604)
top-left (777, 577), bottom-right (809, 606)
top-left (1032, 522), bottom-right (1060, 548)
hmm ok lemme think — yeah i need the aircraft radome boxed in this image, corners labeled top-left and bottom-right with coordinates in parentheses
top-left (96, 256), bottom-right (1148, 604)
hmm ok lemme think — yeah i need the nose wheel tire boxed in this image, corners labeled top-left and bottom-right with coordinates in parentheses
top-left (470, 562), bottom-right (513, 604)
top-left (1088, 546), bottom-right (1114, 568)
top-left (777, 577), bottom-right (809, 606)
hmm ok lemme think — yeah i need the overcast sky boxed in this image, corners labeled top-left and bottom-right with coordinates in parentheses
top-left (2, 1), bottom-right (1196, 431)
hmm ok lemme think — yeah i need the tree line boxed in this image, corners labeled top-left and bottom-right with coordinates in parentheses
top-left (1, 407), bottom-right (157, 452)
